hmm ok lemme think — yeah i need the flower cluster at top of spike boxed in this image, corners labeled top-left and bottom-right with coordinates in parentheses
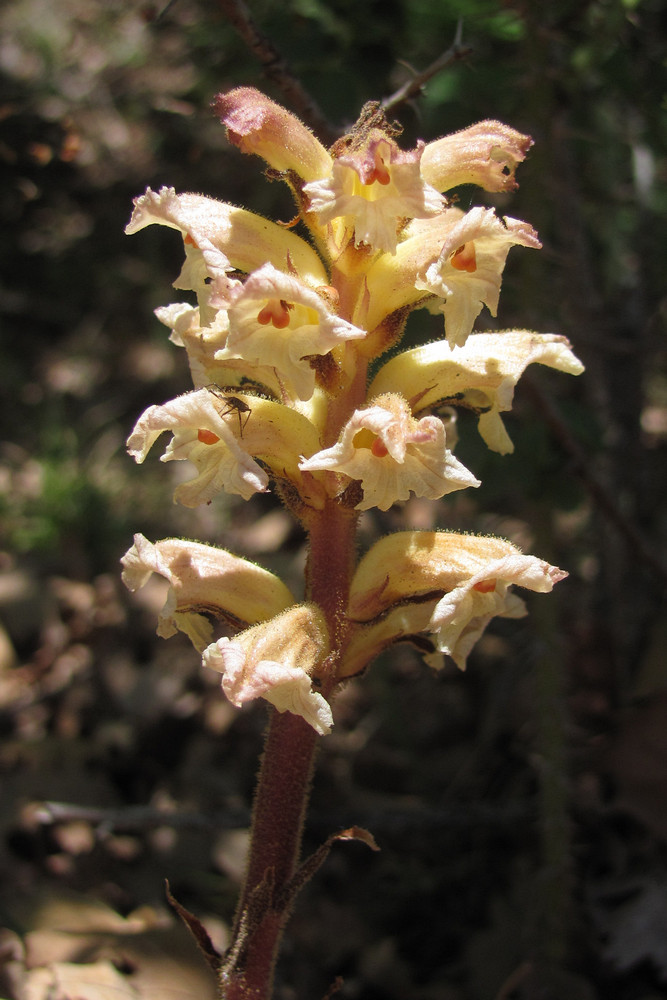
top-left (122, 88), bottom-right (583, 733)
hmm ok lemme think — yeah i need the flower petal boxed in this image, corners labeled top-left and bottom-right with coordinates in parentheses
top-left (429, 551), bottom-right (565, 669)
top-left (357, 205), bottom-right (539, 345)
top-left (128, 387), bottom-right (328, 509)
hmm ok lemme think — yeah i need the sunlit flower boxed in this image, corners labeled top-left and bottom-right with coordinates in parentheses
top-left (343, 531), bottom-right (566, 673)
top-left (128, 386), bottom-right (330, 511)
top-left (121, 533), bottom-right (295, 650)
top-left (127, 387), bottom-right (268, 505)
top-left (369, 331), bottom-right (584, 454)
top-left (303, 133), bottom-right (444, 254)
top-left (411, 206), bottom-right (541, 346)
top-left (219, 262), bottom-right (366, 401)
top-left (203, 605), bottom-right (333, 734)
top-left (299, 393), bottom-right (479, 510)
top-left (428, 548), bottom-right (566, 668)
top-left (214, 87), bottom-right (333, 184)
top-left (357, 206), bottom-right (539, 347)
top-left (126, 186), bottom-right (329, 290)
top-left (420, 119), bottom-right (533, 194)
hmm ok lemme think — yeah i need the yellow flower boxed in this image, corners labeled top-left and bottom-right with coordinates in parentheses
top-left (127, 387), bottom-right (268, 504)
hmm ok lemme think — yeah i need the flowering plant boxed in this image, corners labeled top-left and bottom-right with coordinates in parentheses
top-left (122, 88), bottom-right (582, 999)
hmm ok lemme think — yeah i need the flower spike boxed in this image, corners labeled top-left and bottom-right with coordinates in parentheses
top-left (123, 88), bottom-right (583, 989)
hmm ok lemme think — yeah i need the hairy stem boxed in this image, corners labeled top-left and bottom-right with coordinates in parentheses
top-left (219, 709), bottom-right (319, 999)
top-left (219, 500), bottom-right (358, 999)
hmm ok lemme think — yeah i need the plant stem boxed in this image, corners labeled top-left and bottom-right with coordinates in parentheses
top-left (219, 500), bottom-right (359, 999)
top-left (219, 708), bottom-right (319, 999)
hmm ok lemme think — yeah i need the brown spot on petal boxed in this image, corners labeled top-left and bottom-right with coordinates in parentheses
top-left (473, 579), bottom-right (496, 593)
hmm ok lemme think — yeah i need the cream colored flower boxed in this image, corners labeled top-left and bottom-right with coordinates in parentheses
top-left (303, 134), bottom-right (444, 254)
top-left (420, 120), bottom-right (533, 194)
top-left (344, 531), bottom-right (567, 673)
top-left (429, 549), bottom-right (565, 669)
top-left (357, 206), bottom-right (539, 345)
top-left (121, 534), bottom-right (295, 650)
top-left (127, 387), bottom-right (269, 505)
top-left (299, 393), bottom-right (479, 510)
top-left (214, 87), bottom-right (333, 184)
top-left (155, 301), bottom-right (289, 403)
top-left (126, 186), bottom-right (328, 289)
top-left (369, 331), bottom-right (584, 454)
top-left (412, 206), bottom-right (541, 347)
top-left (220, 263), bottom-right (366, 401)
top-left (203, 605), bottom-right (333, 735)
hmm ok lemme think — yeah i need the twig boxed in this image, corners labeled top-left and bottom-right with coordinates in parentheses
top-left (217, 0), bottom-right (340, 145)
top-left (29, 800), bottom-right (249, 834)
top-left (381, 20), bottom-right (473, 114)
top-left (29, 799), bottom-right (530, 836)
top-left (523, 373), bottom-right (667, 590)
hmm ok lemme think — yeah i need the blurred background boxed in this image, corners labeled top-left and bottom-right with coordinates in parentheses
top-left (0, 1), bottom-right (666, 998)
